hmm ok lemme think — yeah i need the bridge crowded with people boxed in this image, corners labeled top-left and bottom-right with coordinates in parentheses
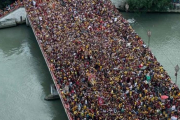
top-left (1, 0), bottom-right (180, 119)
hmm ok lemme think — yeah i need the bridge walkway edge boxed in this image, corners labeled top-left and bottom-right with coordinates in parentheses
top-left (26, 15), bottom-right (72, 120)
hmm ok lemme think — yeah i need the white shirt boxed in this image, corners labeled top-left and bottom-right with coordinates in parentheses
top-left (114, 18), bottom-right (117, 22)
top-left (172, 105), bottom-right (176, 111)
top-left (85, 99), bottom-right (87, 105)
top-left (33, 1), bottom-right (36, 6)
top-left (171, 116), bottom-right (177, 120)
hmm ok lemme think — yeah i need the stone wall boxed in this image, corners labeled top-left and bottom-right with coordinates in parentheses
top-left (0, 8), bottom-right (26, 23)
top-left (110, 0), bottom-right (126, 9)
top-left (0, 19), bottom-right (16, 28)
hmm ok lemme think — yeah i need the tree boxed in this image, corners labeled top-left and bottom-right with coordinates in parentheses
top-left (127, 0), bottom-right (172, 11)
top-left (0, 0), bottom-right (16, 10)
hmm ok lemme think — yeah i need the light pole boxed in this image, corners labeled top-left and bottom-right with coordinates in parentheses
top-left (175, 64), bottom-right (179, 85)
top-left (125, 3), bottom-right (129, 12)
top-left (147, 30), bottom-right (151, 48)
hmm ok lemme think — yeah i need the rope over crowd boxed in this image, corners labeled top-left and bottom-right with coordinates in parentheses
top-left (21, 0), bottom-right (180, 119)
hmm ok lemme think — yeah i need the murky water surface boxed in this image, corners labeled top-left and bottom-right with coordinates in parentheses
top-left (0, 25), bottom-right (67, 120)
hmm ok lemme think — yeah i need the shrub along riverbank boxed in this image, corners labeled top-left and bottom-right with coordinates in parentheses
top-left (126, 0), bottom-right (174, 12)
top-left (0, 0), bottom-right (16, 10)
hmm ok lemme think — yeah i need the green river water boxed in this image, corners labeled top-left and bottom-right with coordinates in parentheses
top-left (0, 12), bottom-right (179, 120)
top-left (0, 25), bottom-right (67, 120)
top-left (122, 12), bottom-right (180, 86)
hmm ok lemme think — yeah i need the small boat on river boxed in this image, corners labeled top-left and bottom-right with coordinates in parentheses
top-left (44, 84), bottom-right (60, 101)
top-left (127, 18), bottom-right (135, 23)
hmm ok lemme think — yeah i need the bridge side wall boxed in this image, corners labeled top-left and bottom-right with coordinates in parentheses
top-left (26, 15), bottom-right (72, 120)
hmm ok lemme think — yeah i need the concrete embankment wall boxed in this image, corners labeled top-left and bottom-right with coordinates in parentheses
top-left (111, 0), bottom-right (126, 9)
top-left (0, 19), bottom-right (17, 29)
top-left (0, 8), bottom-right (26, 29)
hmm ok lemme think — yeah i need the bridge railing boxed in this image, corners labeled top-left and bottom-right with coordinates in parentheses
top-left (25, 9), bottom-right (73, 120)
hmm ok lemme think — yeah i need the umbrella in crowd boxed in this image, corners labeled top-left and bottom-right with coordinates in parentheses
top-left (161, 95), bottom-right (169, 100)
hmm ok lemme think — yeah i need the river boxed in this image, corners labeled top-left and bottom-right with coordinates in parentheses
top-left (0, 25), bottom-right (67, 120)
top-left (0, 12), bottom-right (180, 120)
top-left (122, 12), bottom-right (180, 87)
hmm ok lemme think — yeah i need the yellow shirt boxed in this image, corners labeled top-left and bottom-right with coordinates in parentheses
top-left (83, 105), bottom-right (87, 110)
top-left (130, 91), bottom-right (132, 96)
top-left (118, 103), bottom-right (122, 108)
top-left (74, 111), bottom-right (77, 115)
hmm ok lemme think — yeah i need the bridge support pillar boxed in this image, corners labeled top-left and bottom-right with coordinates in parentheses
top-left (26, 15), bottom-right (29, 27)
top-left (44, 84), bottom-right (60, 101)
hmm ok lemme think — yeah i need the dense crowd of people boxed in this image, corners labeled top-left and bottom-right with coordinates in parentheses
top-left (0, 0), bottom-right (23, 18)
top-left (23, 0), bottom-right (180, 119)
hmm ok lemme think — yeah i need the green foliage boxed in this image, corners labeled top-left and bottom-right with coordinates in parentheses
top-left (0, 0), bottom-right (16, 10)
top-left (127, 0), bottom-right (172, 11)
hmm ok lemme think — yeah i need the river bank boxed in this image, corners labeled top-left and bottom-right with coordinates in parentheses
top-left (0, 7), bottom-right (27, 29)
top-left (119, 9), bottom-right (180, 14)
